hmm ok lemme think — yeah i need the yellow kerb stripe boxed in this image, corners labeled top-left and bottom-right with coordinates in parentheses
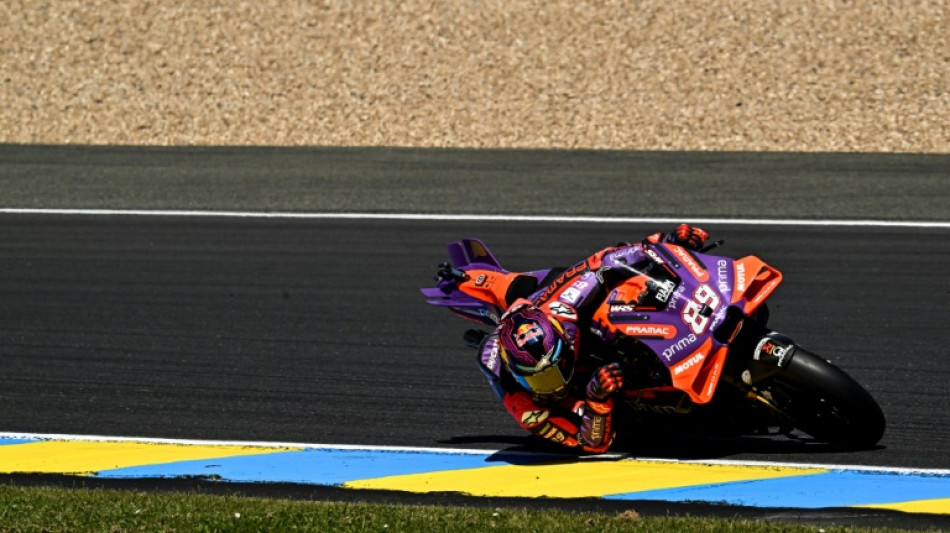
top-left (345, 459), bottom-right (826, 498)
top-left (0, 441), bottom-right (294, 475)
top-left (858, 498), bottom-right (950, 514)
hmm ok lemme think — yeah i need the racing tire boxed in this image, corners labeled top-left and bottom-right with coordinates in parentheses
top-left (766, 348), bottom-right (886, 448)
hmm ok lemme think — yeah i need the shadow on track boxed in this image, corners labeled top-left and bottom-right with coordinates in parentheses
top-left (440, 430), bottom-right (883, 464)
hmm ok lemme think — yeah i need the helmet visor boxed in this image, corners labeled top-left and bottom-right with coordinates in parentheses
top-left (511, 340), bottom-right (573, 396)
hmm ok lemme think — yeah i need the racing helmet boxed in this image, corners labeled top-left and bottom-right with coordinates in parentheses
top-left (497, 300), bottom-right (575, 399)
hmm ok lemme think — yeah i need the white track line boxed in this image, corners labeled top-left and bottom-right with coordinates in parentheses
top-left (3, 431), bottom-right (949, 476)
top-left (0, 208), bottom-right (948, 228)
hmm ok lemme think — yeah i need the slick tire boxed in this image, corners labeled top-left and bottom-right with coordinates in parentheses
top-left (768, 348), bottom-right (886, 448)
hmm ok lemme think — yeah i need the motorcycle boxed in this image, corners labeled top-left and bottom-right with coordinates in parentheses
top-left (421, 237), bottom-right (886, 449)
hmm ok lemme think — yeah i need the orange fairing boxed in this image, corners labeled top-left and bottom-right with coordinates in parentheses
top-left (457, 269), bottom-right (521, 309)
top-left (731, 256), bottom-right (783, 315)
top-left (669, 338), bottom-right (728, 404)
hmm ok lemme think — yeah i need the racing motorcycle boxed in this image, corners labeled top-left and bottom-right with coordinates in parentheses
top-left (421, 237), bottom-right (886, 449)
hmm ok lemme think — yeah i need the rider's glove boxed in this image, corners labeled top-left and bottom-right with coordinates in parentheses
top-left (586, 363), bottom-right (624, 401)
top-left (670, 224), bottom-right (709, 251)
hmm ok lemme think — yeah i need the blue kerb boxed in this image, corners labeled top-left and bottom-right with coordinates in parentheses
top-left (605, 470), bottom-right (950, 508)
top-left (96, 448), bottom-right (498, 485)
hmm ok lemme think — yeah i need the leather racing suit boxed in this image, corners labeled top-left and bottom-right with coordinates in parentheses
top-left (476, 233), bottom-right (679, 453)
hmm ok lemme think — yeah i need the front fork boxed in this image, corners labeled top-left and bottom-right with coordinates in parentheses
top-left (725, 312), bottom-right (798, 383)
top-left (720, 317), bottom-right (801, 425)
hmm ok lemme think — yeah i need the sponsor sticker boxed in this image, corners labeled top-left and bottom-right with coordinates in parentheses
top-left (670, 245), bottom-right (709, 282)
top-left (610, 304), bottom-right (637, 313)
top-left (548, 301), bottom-right (578, 321)
top-left (537, 262), bottom-right (588, 303)
top-left (716, 259), bottom-right (731, 295)
top-left (560, 287), bottom-right (582, 304)
top-left (672, 349), bottom-right (706, 376)
top-left (661, 333), bottom-right (698, 360)
top-left (754, 337), bottom-right (790, 367)
top-left (655, 279), bottom-right (675, 303)
top-left (666, 285), bottom-right (687, 311)
top-left (588, 415), bottom-right (604, 441)
top-left (625, 324), bottom-right (677, 339)
top-left (645, 248), bottom-right (665, 265)
top-left (483, 340), bottom-right (500, 372)
top-left (735, 262), bottom-right (747, 293)
top-left (521, 410), bottom-right (549, 427)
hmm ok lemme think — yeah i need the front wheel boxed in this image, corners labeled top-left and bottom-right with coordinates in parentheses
top-left (764, 348), bottom-right (885, 448)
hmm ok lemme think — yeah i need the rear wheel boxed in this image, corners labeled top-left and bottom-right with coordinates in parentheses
top-left (764, 348), bottom-right (885, 448)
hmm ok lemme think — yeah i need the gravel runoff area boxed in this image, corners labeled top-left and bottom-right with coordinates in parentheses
top-left (2, 1), bottom-right (948, 153)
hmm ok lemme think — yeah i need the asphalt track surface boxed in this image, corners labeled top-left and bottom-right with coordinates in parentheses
top-left (3, 145), bottom-right (949, 220)
top-left (1, 146), bottom-right (949, 527)
top-left (1, 214), bottom-right (948, 466)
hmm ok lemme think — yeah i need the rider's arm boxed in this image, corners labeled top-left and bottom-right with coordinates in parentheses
top-left (502, 390), bottom-right (616, 454)
top-left (579, 363), bottom-right (624, 453)
top-left (478, 326), bottom-right (614, 452)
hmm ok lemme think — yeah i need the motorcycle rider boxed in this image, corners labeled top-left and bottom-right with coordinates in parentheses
top-left (476, 224), bottom-right (710, 453)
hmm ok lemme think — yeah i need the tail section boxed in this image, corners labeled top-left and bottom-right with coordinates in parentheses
top-left (423, 238), bottom-right (553, 326)
top-left (448, 239), bottom-right (505, 271)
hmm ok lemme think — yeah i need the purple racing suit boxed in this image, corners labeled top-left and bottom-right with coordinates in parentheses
top-left (476, 239), bottom-right (663, 453)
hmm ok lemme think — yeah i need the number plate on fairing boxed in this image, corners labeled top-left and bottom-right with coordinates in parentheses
top-left (593, 243), bottom-right (741, 404)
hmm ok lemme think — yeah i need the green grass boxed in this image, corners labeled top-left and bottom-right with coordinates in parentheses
top-left (0, 484), bottom-right (928, 533)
